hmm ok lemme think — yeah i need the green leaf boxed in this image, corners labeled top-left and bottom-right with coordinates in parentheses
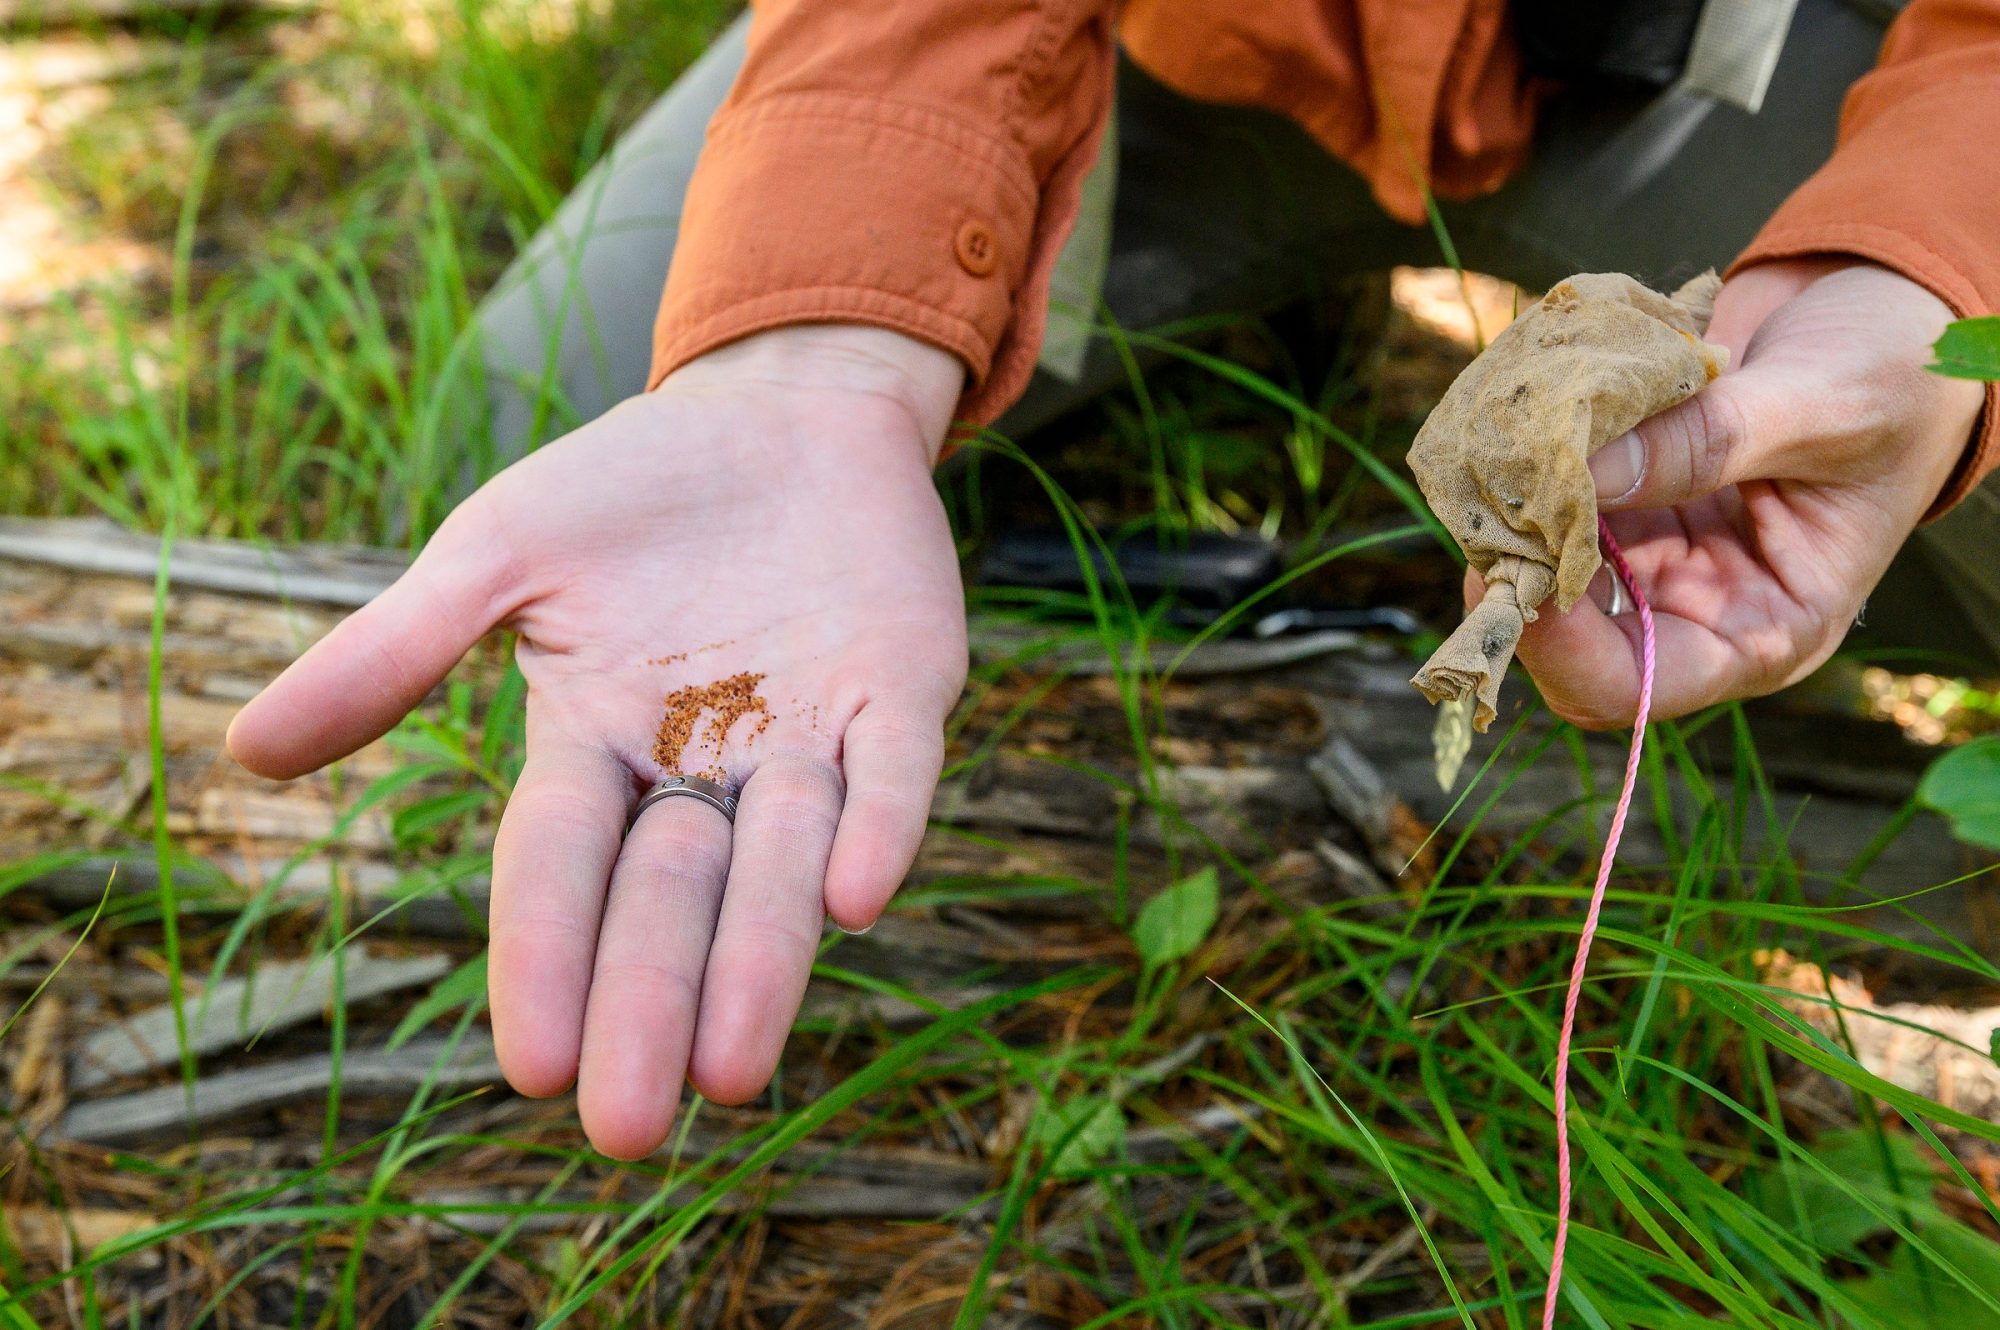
top-left (1839, 1222), bottom-right (2000, 1327)
top-left (1927, 316), bottom-right (2000, 381)
top-left (386, 952), bottom-right (488, 1051)
top-left (1131, 867), bottom-right (1219, 967)
top-left (1184, 428), bottom-right (1264, 481)
top-left (1917, 735), bottom-right (2000, 850)
top-left (348, 761), bottom-right (456, 818)
top-left (448, 679), bottom-right (475, 726)
top-left (392, 789), bottom-right (489, 849)
top-left (480, 662), bottom-right (528, 776)
top-left (1742, 1129), bottom-right (1942, 1256)
top-left (1031, 1095), bottom-right (1124, 1177)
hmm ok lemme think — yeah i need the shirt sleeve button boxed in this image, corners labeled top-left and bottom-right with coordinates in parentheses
top-left (954, 220), bottom-right (999, 277)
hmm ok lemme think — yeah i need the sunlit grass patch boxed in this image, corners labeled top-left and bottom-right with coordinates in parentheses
top-left (0, 0), bottom-right (728, 541)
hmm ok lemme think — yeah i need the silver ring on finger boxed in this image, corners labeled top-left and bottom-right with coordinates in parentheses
top-left (632, 774), bottom-right (738, 827)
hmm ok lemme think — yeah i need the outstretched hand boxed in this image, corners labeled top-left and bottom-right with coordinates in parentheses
top-left (1487, 260), bottom-right (1984, 728)
top-left (228, 326), bottom-right (969, 1158)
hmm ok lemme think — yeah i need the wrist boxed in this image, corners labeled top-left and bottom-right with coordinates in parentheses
top-left (1854, 266), bottom-right (1986, 503)
top-left (662, 325), bottom-right (965, 465)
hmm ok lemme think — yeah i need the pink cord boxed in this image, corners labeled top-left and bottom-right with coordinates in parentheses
top-left (1540, 519), bottom-right (1655, 1329)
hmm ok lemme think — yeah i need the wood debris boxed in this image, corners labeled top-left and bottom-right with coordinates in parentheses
top-left (1763, 950), bottom-right (2000, 1124)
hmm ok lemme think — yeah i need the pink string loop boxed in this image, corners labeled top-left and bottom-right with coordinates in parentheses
top-left (1541, 519), bottom-right (1656, 1329)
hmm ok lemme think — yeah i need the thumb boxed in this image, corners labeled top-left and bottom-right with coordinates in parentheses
top-left (1586, 365), bottom-right (1808, 511)
top-left (227, 510), bottom-right (514, 780)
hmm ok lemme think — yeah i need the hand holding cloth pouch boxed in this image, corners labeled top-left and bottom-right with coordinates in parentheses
top-left (1409, 272), bottom-right (1728, 730)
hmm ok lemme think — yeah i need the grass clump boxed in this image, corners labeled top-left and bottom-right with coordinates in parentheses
top-left (0, 0), bottom-right (729, 543)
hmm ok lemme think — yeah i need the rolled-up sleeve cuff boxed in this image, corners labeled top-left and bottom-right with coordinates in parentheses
top-left (650, 91), bottom-right (1039, 423)
top-left (1727, 75), bottom-right (2000, 518)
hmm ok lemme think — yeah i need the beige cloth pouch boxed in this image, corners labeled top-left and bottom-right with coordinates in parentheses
top-left (1409, 271), bottom-right (1728, 730)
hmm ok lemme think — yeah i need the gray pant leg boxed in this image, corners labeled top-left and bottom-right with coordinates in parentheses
top-left (1865, 481), bottom-right (2000, 668)
top-left (466, 15), bottom-right (748, 478)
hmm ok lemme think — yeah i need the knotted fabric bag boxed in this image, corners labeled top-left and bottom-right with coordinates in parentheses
top-left (1409, 271), bottom-right (1727, 729)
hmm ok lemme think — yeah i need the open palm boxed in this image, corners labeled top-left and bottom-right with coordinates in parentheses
top-left (229, 329), bottom-right (968, 1158)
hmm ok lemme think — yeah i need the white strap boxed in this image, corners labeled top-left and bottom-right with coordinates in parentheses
top-left (1679, 0), bottom-right (1803, 113)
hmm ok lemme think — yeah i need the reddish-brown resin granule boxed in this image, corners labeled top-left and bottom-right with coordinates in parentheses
top-left (651, 672), bottom-right (772, 779)
top-left (648, 639), bottom-right (735, 668)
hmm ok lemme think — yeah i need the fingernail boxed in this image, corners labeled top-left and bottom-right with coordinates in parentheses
top-left (1590, 430), bottom-right (1646, 505)
top-left (836, 921), bottom-right (874, 937)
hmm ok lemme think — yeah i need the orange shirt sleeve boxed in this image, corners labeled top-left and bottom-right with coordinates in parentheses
top-left (647, 0), bottom-right (1118, 428)
top-left (1728, 0), bottom-right (2000, 514)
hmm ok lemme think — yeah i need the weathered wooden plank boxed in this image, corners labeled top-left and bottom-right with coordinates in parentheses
top-left (20, 852), bottom-right (490, 938)
top-left (0, 617), bottom-right (304, 678)
top-left (59, 1033), bottom-right (501, 1144)
top-left (416, 1105), bottom-right (1281, 1230)
top-left (420, 1176), bottom-right (989, 1230)
top-left (0, 517), bottom-right (1366, 671)
top-left (0, 516), bottom-right (402, 608)
top-left (73, 945), bottom-right (452, 1088)
top-left (57, 974), bottom-right (1012, 1144)
top-left (16, 849), bottom-right (1047, 953)
top-left (2, 516), bottom-right (1992, 971)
